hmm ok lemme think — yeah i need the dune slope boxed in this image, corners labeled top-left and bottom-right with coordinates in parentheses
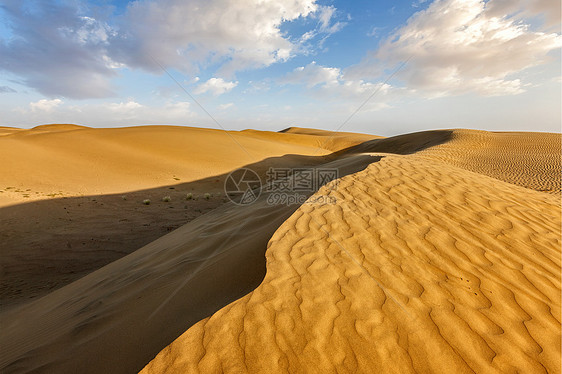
top-left (142, 132), bottom-right (561, 373)
top-left (0, 128), bottom-right (559, 374)
top-left (349, 129), bottom-right (561, 194)
top-left (0, 125), bottom-right (377, 308)
top-left (0, 125), bottom-right (340, 207)
top-left (0, 150), bottom-right (378, 373)
top-left (419, 130), bottom-right (561, 194)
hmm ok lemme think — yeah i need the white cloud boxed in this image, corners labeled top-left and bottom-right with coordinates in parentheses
top-left (282, 62), bottom-right (396, 111)
top-left (316, 6), bottom-right (346, 35)
top-left (30, 99), bottom-right (63, 112)
top-left (9, 98), bottom-right (194, 127)
top-left (412, 0), bottom-right (429, 8)
top-left (106, 100), bottom-right (143, 117)
top-left (218, 103), bottom-right (234, 110)
top-left (58, 16), bottom-right (115, 46)
top-left (348, 0), bottom-right (562, 97)
top-left (300, 30), bottom-right (316, 42)
top-left (367, 27), bottom-right (382, 37)
top-left (194, 78), bottom-right (238, 96)
top-left (1, 0), bottom-right (337, 99)
top-left (96, 100), bottom-right (193, 123)
top-left (244, 80), bottom-right (271, 94)
top-left (295, 5), bottom-right (347, 51)
top-left (0, 2), bottom-right (117, 99)
top-left (282, 62), bottom-right (340, 88)
top-left (110, 0), bottom-right (319, 76)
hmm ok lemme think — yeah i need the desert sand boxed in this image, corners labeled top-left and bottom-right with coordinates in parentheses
top-left (0, 124), bottom-right (364, 208)
top-left (0, 125), bottom-right (560, 373)
top-left (0, 125), bottom-right (377, 308)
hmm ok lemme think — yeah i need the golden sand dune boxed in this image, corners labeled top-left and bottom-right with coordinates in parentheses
top-left (0, 125), bottom-right (377, 308)
top-left (419, 130), bottom-right (561, 194)
top-left (0, 127), bottom-right (560, 374)
top-left (0, 127), bottom-right (25, 136)
top-left (349, 129), bottom-right (561, 194)
top-left (263, 126), bottom-right (381, 152)
top-left (1, 125), bottom-right (370, 208)
top-left (0, 152), bottom-right (376, 373)
top-left (142, 131), bottom-right (561, 373)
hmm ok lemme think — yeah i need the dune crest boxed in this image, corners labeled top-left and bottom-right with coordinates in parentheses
top-left (0, 128), bottom-right (559, 374)
top-left (0, 125), bottom-right (377, 208)
top-left (0, 139), bottom-right (377, 373)
top-left (142, 132), bottom-right (561, 373)
top-left (419, 130), bottom-right (562, 194)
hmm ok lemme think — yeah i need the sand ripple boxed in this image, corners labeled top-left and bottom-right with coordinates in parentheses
top-left (142, 149), bottom-right (561, 373)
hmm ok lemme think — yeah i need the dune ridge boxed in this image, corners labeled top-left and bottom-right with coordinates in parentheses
top-left (0, 127), bottom-right (559, 374)
top-left (1, 125), bottom-right (374, 208)
top-left (0, 125), bottom-right (378, 308)
top-left (419, 130), bottom-right (561, 194)
top-left (0, 148), bottom-right (377, 373)
top-left (141, 131), bottom-right (561, 373)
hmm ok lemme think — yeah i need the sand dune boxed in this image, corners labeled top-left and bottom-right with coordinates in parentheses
top-left (243, 127), bottom-right (381, 152)
top-left (419, 130), bottom-right (561, 194)
top-left (0, 127), bottom-right (560, 374)
top-left (0, 152), bottom-right (377, 373)
top-left (0, 125), bottom-right (376, 308)
top-left (142, 131), bottom-right (561, 373)
top-left (0, 125), bottom-right (350, 208)
top-left (0, 127), bottom-right (25, 137)
top-left (348, 129), bottom-right (561, 194)
top-left (0, 124), bottom-right (380, 208)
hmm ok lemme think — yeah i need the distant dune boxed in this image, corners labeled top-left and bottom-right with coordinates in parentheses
top-left (0, 125), bottom-right (377, 308)
top-left (0, 126), bottom-right (559, 374)
top-left (0, 124), bottom-right (374, 208)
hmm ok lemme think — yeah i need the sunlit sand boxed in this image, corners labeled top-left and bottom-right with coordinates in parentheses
top-left (0, 125), bottom-right (559, 373)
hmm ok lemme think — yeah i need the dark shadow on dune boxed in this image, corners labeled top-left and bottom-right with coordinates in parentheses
top-left (0, 130), bottom-right (454, 374)
top-left (0, 152), bottom-right (331, 310)
top-left (346, 129), bottom-right (454, 155)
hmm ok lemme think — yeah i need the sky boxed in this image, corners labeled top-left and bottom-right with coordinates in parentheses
top-left (0, 0), bottom-right (560, 136)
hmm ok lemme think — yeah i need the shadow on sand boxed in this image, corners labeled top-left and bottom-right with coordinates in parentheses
top-left (0, 130), bottom-right (453, 374)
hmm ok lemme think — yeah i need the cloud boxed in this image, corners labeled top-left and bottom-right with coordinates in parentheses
top-left (105, 100), bottom-right (144, 118)
top-left (486, 0), bottom-right (561, 28)
top-left (281, 62), bottom-right (340, 88)
top-left (0, 86), bottom-right (17, 93)
top-left (109, 0), bottom-right (319, 76)
top-left (12, 98), bottom-right (194, 126)
top-left (348, 0), bottom-right (562, 97)
top-left (194, 78), bottom-right (237, 96)
top-left (412, 0), bottom-right (429, 8)
top-left (0, 0), bottom-right (330, 99)
top-left (0, 1), bottom-right (117, 99)
top-left (367, 27), bottom-right (382, 37)
top-left (243, 80), bottom-right (271, 94)
top-left (29, 99), bottom-right (63, 112)
top-left (296, 5), bottom-right (347, 50)
top-left (218, 103), bottom-right (234, 110)
top-left (316, 6), bottom-right (346, 35)
top-left (282, 62), bottom-right (396, 110)
top-left (94, 100), bottom-right (193, 123)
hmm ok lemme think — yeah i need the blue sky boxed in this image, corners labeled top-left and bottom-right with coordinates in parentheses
top-left (0, 0), bottom-right (560, 135)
